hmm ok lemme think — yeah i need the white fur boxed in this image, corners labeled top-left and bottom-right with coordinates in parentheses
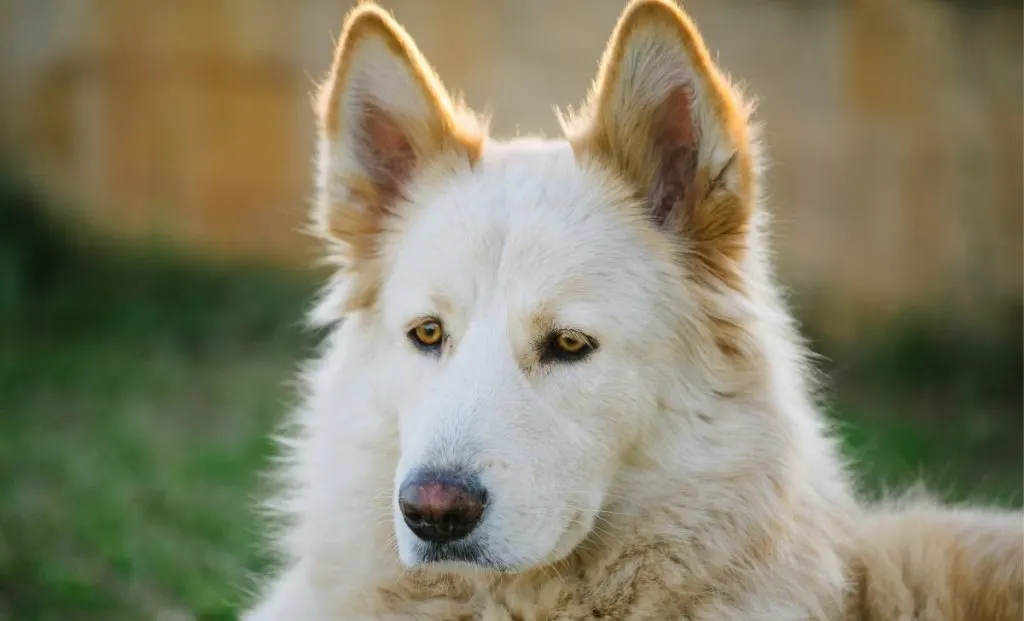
top-left (243, 3), bottom-right (1022, 619)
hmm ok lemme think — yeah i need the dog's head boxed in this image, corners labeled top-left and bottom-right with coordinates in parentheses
top-left (313, 0), bottom-right (764, 572)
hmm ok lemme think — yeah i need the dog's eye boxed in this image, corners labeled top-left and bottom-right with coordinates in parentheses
top-left (408, 319), bottom-right (444, 351)
top-left (542, 330), bottom-right (596, 362)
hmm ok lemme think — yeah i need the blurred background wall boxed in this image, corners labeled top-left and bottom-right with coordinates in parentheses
top-left (0, 0), bottom-right (1021, 341)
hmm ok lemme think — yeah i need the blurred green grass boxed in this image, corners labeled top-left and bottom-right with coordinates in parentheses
top-left (0, 176), bottom-right (1020, 621)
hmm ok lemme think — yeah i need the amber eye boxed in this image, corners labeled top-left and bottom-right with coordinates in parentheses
top-left (409, 320), bottom-right (444, 351)
top-left (542, 330), bottom-right (596, 362)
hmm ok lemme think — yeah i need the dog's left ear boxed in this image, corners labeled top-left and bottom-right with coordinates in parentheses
top-left (564, 0), bottom-right (758, 273)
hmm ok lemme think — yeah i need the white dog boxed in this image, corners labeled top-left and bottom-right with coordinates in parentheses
top-left (244, 1), bottom-right (1023, 619)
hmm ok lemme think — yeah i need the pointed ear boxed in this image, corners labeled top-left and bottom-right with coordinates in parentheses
top-left (563, 0), bottom-right (758, 278)
top-left (312, 3), bottom-right (483, 289)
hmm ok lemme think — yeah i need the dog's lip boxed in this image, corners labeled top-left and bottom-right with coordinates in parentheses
top-left (413, 539), bottom-right (514, 572)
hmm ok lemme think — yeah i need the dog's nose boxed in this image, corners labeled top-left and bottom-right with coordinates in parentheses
top-left (398, 469), bottom-right (488, 544)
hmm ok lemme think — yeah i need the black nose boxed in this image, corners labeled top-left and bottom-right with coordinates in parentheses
top-left (398, 469), bottom-right (488, 544)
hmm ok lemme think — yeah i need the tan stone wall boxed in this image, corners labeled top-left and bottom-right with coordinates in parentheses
top-left (1, 0), bottom-right (1020, 336)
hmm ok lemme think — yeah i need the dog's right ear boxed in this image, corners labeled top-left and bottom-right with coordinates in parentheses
top-left (312, 3), bottom-right (482, 302)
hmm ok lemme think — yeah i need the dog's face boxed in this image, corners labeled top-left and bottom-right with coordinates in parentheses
top-left (381, 139), bottom-right (686, 569)
top-left (314, 1), bottom-right (757, 572)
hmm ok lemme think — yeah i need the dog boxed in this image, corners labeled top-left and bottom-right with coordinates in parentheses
top-left (243, 1), bottom-right (1023, 619)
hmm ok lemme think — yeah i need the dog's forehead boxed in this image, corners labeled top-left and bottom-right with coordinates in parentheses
top-left (473, 137), bottom-right (591, 224)
top-left (478, 137), bottom-right (575, 172)
top-left (385, 136), bottom-right (662, 318)
top-left (418, 137), bottom-right (629, 249)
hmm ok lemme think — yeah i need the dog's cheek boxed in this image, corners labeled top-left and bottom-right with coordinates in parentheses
top-left (588, 367), bottom-right (654, 448)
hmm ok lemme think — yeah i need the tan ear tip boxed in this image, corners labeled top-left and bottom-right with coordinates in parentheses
top-left (615, 0), bottom-right (704, 41)
top-left (625, 0), bottom-right (680, 10)
top-left (337, 1), bottom-right (413, 51)
top-left (611, 0), bottom-right (711, 70)
top-left (620, 0), bottom-right (689, 23)
top-left (342, 3), bottom-right (390, 32)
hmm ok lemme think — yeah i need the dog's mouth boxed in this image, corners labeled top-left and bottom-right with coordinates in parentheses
top-left (409, 539), bottom-right (515, 572)
top-left (401, 508), bottom-right (596, 575)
